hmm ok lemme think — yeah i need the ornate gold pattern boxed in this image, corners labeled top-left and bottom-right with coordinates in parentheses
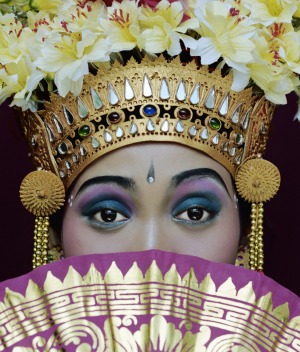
top-left (1, 260), bottom-right (299, 351)
top-left (32, 216), bottom-right (50, 269)
top-left (20, 56), bottom-right (275, 189)
top-left (20, 170), bottom-right (65, 216)
top-left (235, 159), bottom-right (280, 203)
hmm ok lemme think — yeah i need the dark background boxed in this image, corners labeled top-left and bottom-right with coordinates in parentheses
top-left (0, 97), bottom-right (299, 295)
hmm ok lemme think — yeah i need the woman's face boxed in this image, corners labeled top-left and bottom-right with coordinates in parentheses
top-left (62, 143), bottom-right (240, 264)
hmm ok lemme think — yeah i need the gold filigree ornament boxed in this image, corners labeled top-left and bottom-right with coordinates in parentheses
top-left (20, 170), bottom-right (65, 268)
top-left (235, 159), bottom-right (280, 271)
top-left (235, 158), bottom-right (280, 203)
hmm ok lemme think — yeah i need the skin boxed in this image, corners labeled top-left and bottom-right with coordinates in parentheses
top-left (62, 143), bottom-right (240, 264)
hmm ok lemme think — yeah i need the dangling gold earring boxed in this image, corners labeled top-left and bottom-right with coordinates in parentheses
top-left (20, 170), bottom-right (65, 269)
top-left (235, 158), bottom-right (280, 272)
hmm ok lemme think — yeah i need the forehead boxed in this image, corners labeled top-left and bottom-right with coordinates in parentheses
top-left (71, 143), bottom-right (233, 193)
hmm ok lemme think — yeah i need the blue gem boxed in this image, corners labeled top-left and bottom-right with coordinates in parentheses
top-left (143, 105), bottom-right (157, 117)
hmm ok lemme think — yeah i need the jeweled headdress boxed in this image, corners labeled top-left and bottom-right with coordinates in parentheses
top-left (1, 0), bottom-right (299, 270)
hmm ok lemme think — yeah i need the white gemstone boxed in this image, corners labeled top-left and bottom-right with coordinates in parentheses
top-left (125, 78), bottom-right (135, 100)
top-left (78, 97), bottom-right (88, 118)
top-left (116, 126), bottom-right (124, 138)
top-left (175, 120), bottom-right (184, 133)
top-left (59, 170), bottom-right (66, 178)
top-left (235, 154), bottom-right (242, 165)
top-left (146, 119), bottom-right (156, 132)
top-left (242, 109), bottom-right (251, 130)
top-left (261, 122), bottom-right (266, 135)
top-left (72, 153), bottom-right (78, 162)
top-left (63, 106), bottom-right (74, 124)
top-left (143, 74), bottom-right (153, 97)
top-left (190, 83), bottom-right (200, 105)
top-left (90, 88), bottom-right (103, 109)
top-left (222, 141), bottom-right (229, 152)
top-left (231, 105), bottom-right (241, 124)
top-left (91, 137), bottom-right (100, 148)
top-left (52, 114), bottom-right (63, 133)
top-left (108, 83), bottom-right (119, 105)
top-left (188, 125), bottom-right (197, 137)
top-left (219, 94), bottom-right (229, 116)
top-left (80, 144), bottom-right (87, 155)
top-left (200, 128), bottom-right (209, 140)
top-left (160, 120), bottom-right (169, 132)
top-left (205, 87), bottom-right (215, 109)
top-left (160, 78), bottom-right (170, 100)
top-left (45, 123), bottom-right (55, 142)
top-left (104, 130), bottom-right (113, 143)
top-left (229, 147), bottom-right (236, 156)
top-left (176, 80), bottom-right (186, 101)
top-left (147, 176), bottom-right (155, 184)
top-left (129, 121), bottom-right (138, 135)
top-left (65, 161), bottom-right (71, 170)
top-left (212, 134), bottom-right (220, 145)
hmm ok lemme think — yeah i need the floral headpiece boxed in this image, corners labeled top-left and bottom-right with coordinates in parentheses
top-left (1, 0), bottom-right (297, 270)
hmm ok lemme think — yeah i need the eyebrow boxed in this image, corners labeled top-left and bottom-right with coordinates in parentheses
top-left (170, 168), bottom-right (230, 195)
top-left (76, 176), bottom-right (136, 196)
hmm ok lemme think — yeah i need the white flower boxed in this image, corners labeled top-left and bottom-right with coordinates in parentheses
top-left (243, 0), bottom-right (298, 26)
top-left (100, 0), bottom-right (141, 52)
top-left (35, 30), bottom-right (110, 97)
top-left (139, 0), bottom-right (198, 55)
top-left (191, 1), bottom-right (255, 71)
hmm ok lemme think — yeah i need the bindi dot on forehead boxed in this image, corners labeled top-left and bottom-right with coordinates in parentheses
top-left (147, 161), bottom-right (155, 184)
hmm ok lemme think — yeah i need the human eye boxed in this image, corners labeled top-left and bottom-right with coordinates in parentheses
top-left (172, 195), bottom-right (221, 228)
top-left (81, 199), bottom-right (131, 230)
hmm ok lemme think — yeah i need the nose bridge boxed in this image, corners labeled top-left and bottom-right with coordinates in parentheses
top-left (137, 216), bottom-right (165, 251)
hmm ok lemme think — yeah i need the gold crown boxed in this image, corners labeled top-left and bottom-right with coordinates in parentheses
top-left (20, 56), bottom-right (275, 190)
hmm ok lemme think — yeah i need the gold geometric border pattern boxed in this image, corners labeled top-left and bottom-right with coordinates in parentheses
top-left (0, 261), bottom-right (299, 351)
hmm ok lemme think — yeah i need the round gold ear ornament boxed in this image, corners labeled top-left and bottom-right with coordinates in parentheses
top-left (20, 170), bottom-right (65, 216)
top-left (235, 159), bottom-right (280, 203)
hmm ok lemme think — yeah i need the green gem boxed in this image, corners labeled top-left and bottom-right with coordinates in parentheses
top-left (235, 133), bottom-right (244, 145)
top-left (78, 125), bottom-right (91, 137)
top-left (209, 117), bottom-right (221, 130)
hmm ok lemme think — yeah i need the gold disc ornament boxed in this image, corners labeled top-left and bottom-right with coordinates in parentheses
top-left (20, 170), bottom-right (65, 216)
top-left (235, 159), bottom-right (280, 203)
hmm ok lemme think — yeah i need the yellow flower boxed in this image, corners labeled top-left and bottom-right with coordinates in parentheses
top-left (100, 0), bottom-right (141, 52)
top-left (29, 0), bottom-right (64, 14)
top-left (243, 0), bottom-right (298, 25)
top-left (139, 0), bottom-right (198, 55)
top-left (191, 1), bottom-right (255, 71)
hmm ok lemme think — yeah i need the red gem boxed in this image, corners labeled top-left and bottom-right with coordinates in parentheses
top-left (108, 112), bottom-right (121, 123)
top-left (178, 108), bottom-right (191, 120)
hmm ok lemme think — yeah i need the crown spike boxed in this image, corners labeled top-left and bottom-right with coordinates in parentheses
top-left (78, 98), bottom-right (89, 118)
top-left (90, 88), bottom-right (103, 109)
top-left (190, 83), bottom-right (200, 105)
top-left (108, 83), bottom-right (119, 105)
top-left (52, 114), bottom-right (64, 133)
top-left (63, 106), bottom-right (74, 125)
top-left (160, 78), bottom-right (170, 100)
top-left (219, 94), bottom-right (229, 116)
top-left (231, 104), bottom-right (241, 124)
top-left (45, 123), bottom-right (55, 142)
top-left (143, 74), bottom-right (153, 97)
top-left (176, 80), bottom-right (186, 101)
top-left (205, 87), bottom-right (215, 109)
top-left (125, 78), bottom-right (135, 101)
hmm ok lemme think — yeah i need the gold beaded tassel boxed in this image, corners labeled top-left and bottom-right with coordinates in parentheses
top-left (249, 203), bottom-right (264, 272)
top-left (32, 216), bottom-right (50, 269)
